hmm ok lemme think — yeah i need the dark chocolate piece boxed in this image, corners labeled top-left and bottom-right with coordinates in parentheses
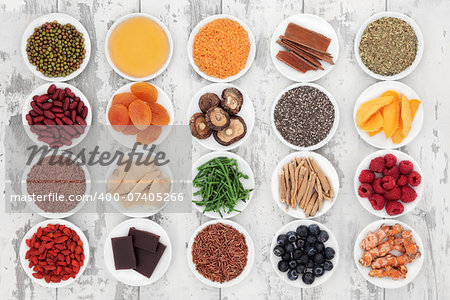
top-left (128, 227), bottom-right (160, 253)
top-left (111, 236), bottom-right (136, 270)
top-left (134, 242), bottom-right (166, 278)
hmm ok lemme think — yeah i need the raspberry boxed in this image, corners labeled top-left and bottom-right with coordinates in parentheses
top-left (383, 165), bottom-right (399, 180)
top-left (384, 154), bottom-right (397, 168)
top-left (401, 186), bottom-right (417, 203)
top-left (397, 175), bottom-right (408, 187)
top-left (381, 176), bottom-right (396, 190)
top-left (358, 183), bottom-right (373, 198)
top-left (369, 157), bottom-right (385, 173)
top-left (408, 171), bottom-right (422, 187)
top-left (384, 186), bottom-right (401, 200)
top-left (399, 160), bottom-right (414, 175)
top-left (368, 194), bottom-right (386, 210)
top-left (386, 201), bottom-right (404, 216)
top-left (359, 169), bottom-right (375, 183)
top-left (372, 177), bottom-right (385, 194)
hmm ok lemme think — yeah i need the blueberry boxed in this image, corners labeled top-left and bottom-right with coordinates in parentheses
top-left (314, 242), bottom-right (324, 253)
top-left (278, 260), bottom-right (289, 272)
top-left (324, 247), bottom-right (335, 260)
top-left (287, 269), bottom-right (299, 281)
top-left (306, 235), bottom-right (317, 245)
top-left (284, 243), bottom-right (295, 253)
top-left (273, 245), bottom-right (285, 257)
top-left (308, 224), bottom-right (320, 236)
top-left (288, 260), bottom-right (297, 269)
top-left (282, 253), bottom-right (291, 261)
top-left (317, 230), bottom-right (329, 243)
top-left (313, 265), bottom-right (324, 277)
top-left (277, 234), bottom-right (288, 246)
top-left (296, 225), bottom-right (308, 239)
top-left (298, 254), bottom-right (309, 264)
top-left (286, 231), bottom-right (297, 243)
top-left (302, 272), bottom-right (315, 285)
top-left (306, 246), bottom-right (317, 257)
top-left (314, 253), bottom-right (325, 265)
top-left (296, 239), bottom-right (305, 250)
top-left (296, 264), bottom-right (307, 275)
top-left (306, 259), bottom-right (314, 269)
top-left (323, 260), bottom-right (333, 271)
top-left (292, 249), bottom-right (303, 260)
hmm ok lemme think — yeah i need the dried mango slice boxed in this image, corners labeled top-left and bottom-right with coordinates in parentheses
top-left (369, 127), bottom-right (383, 137)
top-left (391, 124), bottom-right (404, 144)
top-left (356, 95), bottom-right (394, 127)
top-left (409, 99), bottom-right (421, 117)
top-left (382, 96), bottom-right (400, 139)
top-left (361, 111), bottom-right (384, 132)
top-left (391, 96), bottom-right (420, 144)
top-left (400, 94), bottom-right (413, 137)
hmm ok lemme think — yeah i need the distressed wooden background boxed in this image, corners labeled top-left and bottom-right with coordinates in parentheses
top-left (0, 0), bottom-right (448, 299)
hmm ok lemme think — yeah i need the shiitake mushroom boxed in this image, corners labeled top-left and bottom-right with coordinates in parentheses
top-left (199, 93), bottom-right (220, 113)
top-left (189, 113), bottom-right (212, 139)
top-left (205, 107), bottom-right (230, 130)
top-left (221, 88), bottom-right (243, 115)
top-left (213, 116), bottom-right (247, 146)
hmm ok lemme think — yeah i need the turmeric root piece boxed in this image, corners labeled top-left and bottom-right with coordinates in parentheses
top-left (369, 265), bottom-right (407, 280)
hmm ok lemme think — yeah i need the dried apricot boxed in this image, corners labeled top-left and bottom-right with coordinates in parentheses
top-left (112, 93), bottom-right (137, 107)
top-left (108, 104), bottom-right (129, 132)
top-left (130, 82), bottom-right (158, 103)
top-left (136, 125), bottom-right (162, 144)
top-left (129, 99), bottom-right (152, 130)
top-left (122, 120), bottom-right (141, 135)
top-left (148, 103), bottom-right (170, 125)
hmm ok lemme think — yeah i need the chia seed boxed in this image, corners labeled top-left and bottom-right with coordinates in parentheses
top-left (26, 155), bottom-right (86, 213)
top-left (274, 86), bottom-right (335, 147)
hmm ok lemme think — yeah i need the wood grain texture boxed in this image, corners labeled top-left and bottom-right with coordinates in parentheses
top-left (0, 0), bottom-right (448, 299)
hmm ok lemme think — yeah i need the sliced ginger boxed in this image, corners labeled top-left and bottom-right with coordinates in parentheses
top-left (356, 90), bottom-right (421, 144)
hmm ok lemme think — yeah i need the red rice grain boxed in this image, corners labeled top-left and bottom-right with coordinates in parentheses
top-left (192, 223), bottom-right (248, 283)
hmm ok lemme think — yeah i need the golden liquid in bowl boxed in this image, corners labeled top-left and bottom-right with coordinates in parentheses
top-left (108, 16), bottom-right (170, 78)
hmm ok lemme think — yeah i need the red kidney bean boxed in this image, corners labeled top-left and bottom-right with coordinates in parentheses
top-left (62, 97), bottom-right (70, 110)
top-left (59, 129), bottom-right (72, 139)
top-left (76, 116), bottom-right (87, 127)
top-left (29, 110), bottom-right (38, 117)
top-left (31, 102), bottom-right (43, 115)
top-left (69, 101), bottom-right (78, 110)
top-left (73, 96), bottom-right (80, 102)
top-left (58, 89), bottom-right (65, 101)
top-left (81, 106), bottom-right (88, 119)
top-left (40, 102), bottom-right (53, 110)
top-left (26, 114), bottom-right (33, 125)
top-left (33, 116), bottom-right (45, 123)
top-left (64, 111), bottom-right (70, 117)
top-left (55, 117), bottom-right (64, 125)
top-left (37, 94), bottom-right (50, 103)
top-left (53, 100), bottom-right (63, 107)
top-left (60, 137), bottom-right (72, 146)
top-left (43, 119), bottom-right (56, 126)
top-left (63, 126), bottom-right (77, 136)
top-left (65, 88), bottom-right (75, 98)
top-left (44, 111), bottom-right (55, 119)
top-left (39, 130), bottom-right (53, 138)
top-left (38, 136), bottom-right (55, 144)
top-left (30, 126), bottom-right (40, 134)
top-left (76, 101), bottom-right (84, 114)
top-left (71, 110), bottom-right (77, 122)
top-left (34, 124), bottom-right (47, 131)
top-left (73, 132), bottom-right (81, 139)
top-left (51, 107), bottom-right (63, 113)
top-left (55, 113), bottom-right (65, 119)
top-left (73, 124), bottom-right (84, 135)
top-left (32, 95), bottom-right (38, 101)
top-left (50, 127), bottom-right (60, 138)
top-left (61, 117), bottom-right (73, 125)
top-left (47, 84), bottom-right (56, 95)
top-left (51, 90), bottom-right (60, 100)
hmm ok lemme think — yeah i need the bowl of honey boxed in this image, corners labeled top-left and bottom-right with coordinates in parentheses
top-left (105, 13), bottom-right (173, 81)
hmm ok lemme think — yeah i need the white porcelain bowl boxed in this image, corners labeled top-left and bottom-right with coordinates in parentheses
top-left (187, 219), bottom-right (255, 288)
top-left (354, 149), bottom-right (424, 218)
top-left (354, 11), bottom-right (424, 81)
top-left (22, 82), bottom-right (92, 150)
top-left (187, 83), bottom-right (255, 151)
top-left (354, 219), bottom-right (424, 288)
top-left (105, 13), bottom-right (173, 81)
top-left (270, 220), bottom-right (339, 288)
top-left (271, 82), bottom-right (339, 151)
top-left (271, 151), bottom-right (339, 219)
top-left (353, 81), bottom-right (423, 149)
top-left (19, 219), bottom-right (90, 288)
top-left (187, 14), bottom-right (256, 82)
top-left (21, 13), bottom-right (91, 81)
top-left (270, 13), bottom-right (339, 82)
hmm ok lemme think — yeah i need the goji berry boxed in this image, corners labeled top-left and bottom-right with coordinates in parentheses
top-left (32, 273), bottom-right (44, 279)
